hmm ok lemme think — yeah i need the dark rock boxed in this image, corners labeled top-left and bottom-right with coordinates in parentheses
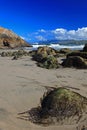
top-left (59, 48), bottom-right (72, 54)
top-left (18, 88), bottom-right (87, 125)
top-left (12, 55), bottom-right (19, 60)
top-left (62, 56), bottom-right (87, 69)
top-left (1, 51), bottom-right (13, 57)
top-left (67, 52), bottom-right (87, 59)
top-left (83, 44), bottom-right (87, 52)
top-left (40, 87), bottom-right (87, 120)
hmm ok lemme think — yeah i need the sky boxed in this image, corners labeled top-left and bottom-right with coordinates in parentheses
top-left (0, 0), bottom-right (87, 42)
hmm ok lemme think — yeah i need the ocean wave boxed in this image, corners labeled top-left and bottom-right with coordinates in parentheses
top-left (32, 44), bottom-right (84, 50)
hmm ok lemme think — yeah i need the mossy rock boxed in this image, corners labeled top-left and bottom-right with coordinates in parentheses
top-left (33, 53), bottom-right (47, 62)
top-left (1, 52), bottom-right (8, 57)
top-left (59, 48), bottom-right (72, 54)
top-left (38, 55), bottom-right (59, 69)
top-left (37, 46), bottom-right (57, 56)
top-left (18, 87), bottom-right (87, 125)
top-left (29, 50), bottom-right (36, 56)
top-left (62, 56), bottom-right (87, 69)
top-left (1, 51), bottom-right (13, 57)
top-left (40, 88), bottom-right (87, 120)
top-left (32, 46), bottom-right (58, 62)
top-left (12, 49), bottom-right (28, 57)
top-left (1, 50), bottom-right (29, 59)
top-left (67, 52), bottom-right (87, 59)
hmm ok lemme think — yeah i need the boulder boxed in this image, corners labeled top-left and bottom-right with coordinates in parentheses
top-left (40, 87), bottom-right (87, 121)
top-left (38, 55), bottom-right (59, 69)
top-left (32, 46), bottom-right (58, 62)
top-left (31, 46), bottom-right (59, 69)
top-left (67, 51), bottom-right (87, 59)
top-left (62, 56), bottom-right (87, 69)
top-left (59, 48), bottom-right (72, 54)
top-left (18, 87), bottom-right (87, 125)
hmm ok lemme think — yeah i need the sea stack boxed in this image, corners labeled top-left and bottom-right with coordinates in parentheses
top-left (0, 27), bottom-right (32, 49)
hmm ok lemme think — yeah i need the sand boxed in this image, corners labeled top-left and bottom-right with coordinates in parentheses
top-left (0, 50), bottom-right (87, 130)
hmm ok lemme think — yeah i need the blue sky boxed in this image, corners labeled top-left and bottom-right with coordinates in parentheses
top-left (0, 0), bottom-right (87, 42)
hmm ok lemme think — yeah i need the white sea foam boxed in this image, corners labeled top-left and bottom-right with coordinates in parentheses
top-left (32, 44), bottom-right (84, 50)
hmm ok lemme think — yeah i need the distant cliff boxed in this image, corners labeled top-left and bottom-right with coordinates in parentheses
top-left (0, 27), bottom-right (32, 49)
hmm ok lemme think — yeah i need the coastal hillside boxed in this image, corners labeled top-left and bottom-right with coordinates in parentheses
top-left (0, 27), bottom-right (31, 48)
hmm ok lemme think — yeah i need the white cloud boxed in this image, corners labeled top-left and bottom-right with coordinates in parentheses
top-left (68, 30), bottom-right (76, 35)
top-left (52, 27), bottom-right (87, 40)
top-left (38, 29), bottom-right (46, 33)
top-left (28, 27), bottom-right (87, 41)
top-left (52, 28), bottom-right (67, 34)
top-left (35, 35), bottom-right (47, 41)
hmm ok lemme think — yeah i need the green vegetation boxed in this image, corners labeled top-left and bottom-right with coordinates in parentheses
top-left (31, 46), bottom-right (59, 69)
top-left (62, 56), bottom-right (87, 68)
top-left (38, 55), bottom-right (59, 69)
top-left (25, 87), bottom-right (87, 125)
top-left (40, 87), bottom-right (87, 119)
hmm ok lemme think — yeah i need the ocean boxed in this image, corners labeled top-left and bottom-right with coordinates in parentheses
top-left (24, 42), bottom-right (85, 51)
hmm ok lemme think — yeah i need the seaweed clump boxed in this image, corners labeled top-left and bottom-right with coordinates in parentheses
top-left (18, 88), bottom-right (87, 125)
top-left (40, 88), bottom-right (87, 118)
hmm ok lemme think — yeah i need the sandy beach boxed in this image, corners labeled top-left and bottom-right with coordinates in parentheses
top-left (0, 50), bottom-right (87, 130)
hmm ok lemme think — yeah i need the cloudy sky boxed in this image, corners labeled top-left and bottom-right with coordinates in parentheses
top-left (0, 0), bottom-right (87, 42)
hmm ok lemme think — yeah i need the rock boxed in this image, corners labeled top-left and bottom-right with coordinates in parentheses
top-left (0, 27), bottom-right (32, 48)
top-left (32, 46), bottom-right (58, 61)
top-left (1, 52), bottom-right (7, 57)
top-left (83, 44), bottom-right (87, 52)
top-left (12, 55), bottom-right (19, 60)
top-left (37, 46), bottom-right (57, 56)
top-left (40, 87), bottom-right (87, 121)
top-left (59, 48), bottom-right (72, 54)
top-left (62, 56), bottom-right (87, 69)
top-left (18, 88), bottom-right (87, 125)
top-left (1, 51), bottom-right (13, 57)
top-left (1, 49), bottom-right (29, 59)
top-left (31, 46), bottom-right (59, 69)
top-left (32, 46), bottom-right (58, 62)
top-left (67, 51), bottom-right (87, 59)
top-left (38, 55), bottom-right (59, 69)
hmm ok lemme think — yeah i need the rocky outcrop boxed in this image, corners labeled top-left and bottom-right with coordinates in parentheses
top-left (0, 27), bottom-right (31, 48)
